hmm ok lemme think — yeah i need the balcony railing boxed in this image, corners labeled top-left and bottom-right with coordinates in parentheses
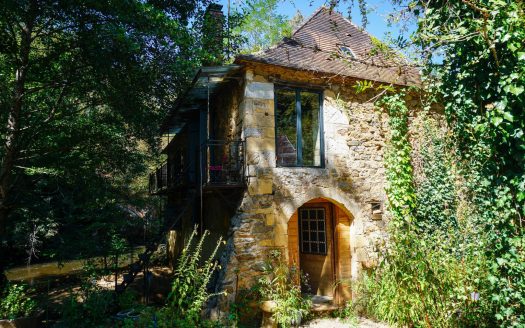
top-left (150, 139), bottom-right (245, 194)
top-left (202, 139), bottom-right (245, 188)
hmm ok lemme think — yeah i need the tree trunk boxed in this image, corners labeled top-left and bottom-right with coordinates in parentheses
top-left (0, 7), bottom-right (34, 282)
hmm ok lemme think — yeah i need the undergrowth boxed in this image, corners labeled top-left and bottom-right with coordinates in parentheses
top-left (353, 94), bottom-right (496, 327)
top-left (257, 249), bottom-right (312, 328)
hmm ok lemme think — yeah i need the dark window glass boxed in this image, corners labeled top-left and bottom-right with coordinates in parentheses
top-left (299, 208), bottom-right (327, 255)
top-left (300, 91), bottom-right (321, 166)
top-left (302, 242), bottom-right (309, 253)
top-left (275, 87), bottom-right (323, 167)
top-left (319, 243), bottom-right (326, 254)
top-left (310, 219), bottom-right (317, 231)
top-left (276, 89), bottom-right (297, 166)
top-left (318, 220), bottom-right (324, 231)
top-left (311, 243), bottom-right (318, 253)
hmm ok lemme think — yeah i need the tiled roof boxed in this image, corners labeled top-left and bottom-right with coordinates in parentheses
top-left (236, 7), bottom-right (420, 86)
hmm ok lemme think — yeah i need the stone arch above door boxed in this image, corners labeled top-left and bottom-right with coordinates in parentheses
top-left (274, 187), bottom-right (361, 225)
top-left (287, 197), bottom-right (353, 304)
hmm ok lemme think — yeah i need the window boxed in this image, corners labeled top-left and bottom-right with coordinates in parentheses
top-left (299, 208), bottom-right (327, 255)
top-left (275, 87), bottom-right (323, 167)
top-left (339, 45), bottom-right (356, 59)
top-left (371, 202), bottom-right (382, 214)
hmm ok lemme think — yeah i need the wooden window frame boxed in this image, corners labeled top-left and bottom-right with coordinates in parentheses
top-left (274, 85), bottom-right (325, 168)
top-left (299, 207), bottom-right (327, 255)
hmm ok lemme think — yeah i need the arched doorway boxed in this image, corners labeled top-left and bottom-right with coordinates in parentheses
top-left (287, 198), bottom-right (352, 305)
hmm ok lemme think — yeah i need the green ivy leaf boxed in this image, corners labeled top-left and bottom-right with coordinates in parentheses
top-left (491, 116), bottom-right (503, 126)
top-left (508, 84), bottom-right (524, 96)
top-left (503, 112), bottom-right (514, 122)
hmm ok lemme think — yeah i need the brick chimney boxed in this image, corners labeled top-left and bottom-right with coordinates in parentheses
top-left (202, 3), bottom-right (225, 66)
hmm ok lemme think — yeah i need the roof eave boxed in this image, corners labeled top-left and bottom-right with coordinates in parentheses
top-left (235, 56), bottom-right (421, 87)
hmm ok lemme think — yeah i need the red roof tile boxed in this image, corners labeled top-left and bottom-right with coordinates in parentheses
top-left (236, 7), bottom-right (421, 86)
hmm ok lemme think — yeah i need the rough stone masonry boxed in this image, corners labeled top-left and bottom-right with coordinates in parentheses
top-left (209, 62), bottom-right (425, 316)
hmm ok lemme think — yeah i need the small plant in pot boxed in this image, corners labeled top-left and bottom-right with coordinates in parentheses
top-left (0, 283), bottom-right (39, 328)
top-left (257, 249), bottom-right (311, 328)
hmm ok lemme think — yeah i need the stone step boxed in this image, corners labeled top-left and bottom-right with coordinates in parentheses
top-left (309, 295), bottom-right (339, 312)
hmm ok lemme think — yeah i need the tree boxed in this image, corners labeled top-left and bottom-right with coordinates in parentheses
top-left (0, 0), bottom-right (221, 280)
top-left (233, 0), bottom-right (293, 54)
top-left (414, 1), bottom-right (525, 324)
top-left (289, 10), bottom-right (304, 32)
top-left (337, 0), bottom-right (525, 325)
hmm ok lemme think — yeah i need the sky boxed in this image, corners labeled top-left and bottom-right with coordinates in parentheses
top-left (217, 0), bottom-right (416, 44)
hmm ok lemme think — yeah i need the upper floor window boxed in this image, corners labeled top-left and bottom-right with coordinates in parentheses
top-left (275, 86), bottom-right (324, 167)
top-left (339, 45), bottom-right (356, 59)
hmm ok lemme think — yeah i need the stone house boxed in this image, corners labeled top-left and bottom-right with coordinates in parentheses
top-left (150, 5), bottom-right (420, 313)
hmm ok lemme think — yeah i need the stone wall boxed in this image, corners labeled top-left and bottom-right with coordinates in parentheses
top-left (211, 63), bottom-right (412, 316)
top-left (210, 77), bottom-right (244, 141)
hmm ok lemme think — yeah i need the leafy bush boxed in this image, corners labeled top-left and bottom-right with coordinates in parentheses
top-left (118, 289), bottom-right (139, 311)
top-left (0, 283), bottom-right (37, 319)
top-left (332, 301), bottom-right (359, 326)
top-left (415, 1), bottom-right (525, 325)
top-left (257, 249), bottom-right (311, 328)
top-left (355, 224), bottom-right (494, 327)
top-left (358, 96), bottom-right (496, 327)
top-left (227, 287), bottom-right (260, 327)
top-left (59, 287), bottom-right (114, 327)
top-left (58, 261), bottom-right (114, 327)
top-left (164, 227), bottom-right (224, 326)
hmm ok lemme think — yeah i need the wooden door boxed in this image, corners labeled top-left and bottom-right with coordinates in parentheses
top-left (334, 206), bottom-right (352, 304)
top-left (299, 202), bottom-right (335, 297)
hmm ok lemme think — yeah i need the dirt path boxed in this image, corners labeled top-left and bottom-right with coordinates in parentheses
top-left (301, 317), bottom-right (389, 328)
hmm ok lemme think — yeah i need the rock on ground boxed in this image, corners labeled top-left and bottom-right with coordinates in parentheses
top-left (300, 317), bottom-right (389, 328)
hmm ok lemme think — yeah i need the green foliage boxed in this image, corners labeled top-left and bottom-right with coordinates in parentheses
top-left (0, 0), bottom-right (238, 270)
top-left (165, 227), bottom-right (224, 326)
top-left (414, 116), bottom-right (457, 229)
top-left (353, 80), bottom-right (375, 94)
top-left (257, 249), bottom-right (311, 328)
top-left (356, 95), bottom-right (494, 327)
top-left (123, 305), bottom-right (225, 328)
top-left (60, 288), bottom-right (114, 328)
top-left (377, 92), bottom-right (417, 225)
top-left (58, 263), bottom-right (115, 327)
top-left (347, 0), bottom-right (525, 324)
top-left (357, 222), bottom-right (494, 327)
top-left (116, 228), bottom-right (225, 328)
top-left (227, 287), bottom-right (260, 327)
top-left (117, 289), bottom-right (139, 311)
top-left (332, 301), bottom-right (359, 326)
top-left (0, 283), bottom-right (37, 320)
top-left (233, 0), bottom-right (297, 54)
top-left (413, 0), bottom-right (525, 325)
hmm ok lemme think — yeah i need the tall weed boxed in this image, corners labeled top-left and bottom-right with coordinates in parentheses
top-left (257, 249), bottom-right (311, 328)
top-left (355, 221), bottom-right (494, 327)
top-left (164, 227), bottom-right (224, 325)
top-left (360, 104), bottom-right (496, 327)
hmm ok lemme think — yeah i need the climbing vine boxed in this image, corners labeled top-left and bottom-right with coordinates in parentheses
top-left (353, 89), bottom-right (494, 327)
top-left (342, 0), bottom-right (525, 326)
top-left (414, 116), bottom-right (458, 230)
top-left (414, 0), bottom-right (525, 325)
top-left (377, 92), bottom-right (416, 226)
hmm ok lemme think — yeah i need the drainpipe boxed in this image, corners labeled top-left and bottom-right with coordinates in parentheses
top-left (201, 77), bottom-right (211, 235)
